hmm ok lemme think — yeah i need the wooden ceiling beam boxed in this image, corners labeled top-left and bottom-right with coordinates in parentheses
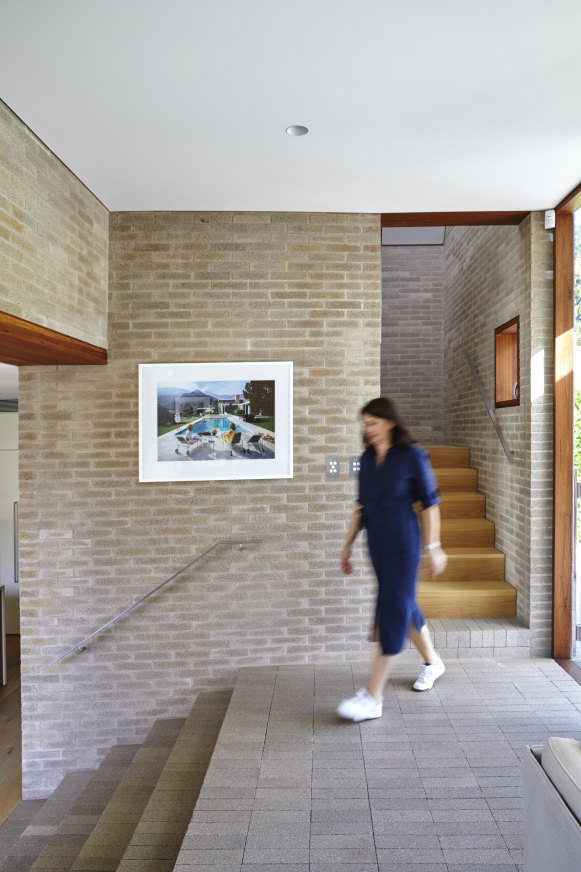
top-left (381, 211), bottom-right (529, 227)
top-left (0, 311), bottom-right (107, 366)
top-left (555, 180), bottom-right (581, 213)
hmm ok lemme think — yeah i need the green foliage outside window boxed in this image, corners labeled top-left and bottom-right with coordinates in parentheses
top-left (574, 221), bottom-right (581, 348)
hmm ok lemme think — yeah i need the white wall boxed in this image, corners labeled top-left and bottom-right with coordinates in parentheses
top-left (0, 412), bottom-right (19, 632)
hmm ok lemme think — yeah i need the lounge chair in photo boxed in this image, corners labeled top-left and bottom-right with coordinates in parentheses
top-left (175, 434), bottom-right (202, 455)
top-left (225, 430), bottom-right (243, 456)
top-left (243, 433), bottom-right (264, 455)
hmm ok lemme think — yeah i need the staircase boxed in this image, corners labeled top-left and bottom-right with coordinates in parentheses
top-left (418, 444), bottom-right (516, 619)
top-left (0, 689), bottom-right (231, 872)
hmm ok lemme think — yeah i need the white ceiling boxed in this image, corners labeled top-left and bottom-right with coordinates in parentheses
top-left (0, 1), bottom-right (580, 213)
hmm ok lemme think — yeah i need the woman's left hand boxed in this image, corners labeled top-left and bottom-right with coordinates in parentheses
top-left (426, 546), bottom-right (447, 577)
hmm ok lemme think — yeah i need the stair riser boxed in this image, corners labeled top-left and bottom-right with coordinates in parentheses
top-left (439, 496), bottom-right (485, 519)
top-left (424, 445), bottom-right (470, 468)
top-left (418, 588), bottom-right (516, 619)
top-left (419, 555), bottom-right (505, 582)
top-left (440, 528), bottom-right (494, 548)
top-left (435, 470), bottom-right (478, 492)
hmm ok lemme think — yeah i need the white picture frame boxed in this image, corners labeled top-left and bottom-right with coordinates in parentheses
top-left (138, 361), bottom-right (293, 482)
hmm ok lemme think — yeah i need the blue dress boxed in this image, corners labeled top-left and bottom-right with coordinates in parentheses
top-left (358, 443), bottom-right (441, 655)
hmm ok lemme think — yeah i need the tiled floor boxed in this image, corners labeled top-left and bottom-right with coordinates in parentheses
top-left (176, 655), bottom-right (581, 872)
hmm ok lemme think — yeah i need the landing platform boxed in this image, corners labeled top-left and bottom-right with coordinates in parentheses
top-left (176, 655), bottom-right (581, 871)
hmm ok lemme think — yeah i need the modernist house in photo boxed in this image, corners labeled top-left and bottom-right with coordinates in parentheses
top-left (1, 3), bottom-right (581, 870)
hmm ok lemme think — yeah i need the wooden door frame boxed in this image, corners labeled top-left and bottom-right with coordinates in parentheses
top-left (552, 185), bottom-right (581, 658)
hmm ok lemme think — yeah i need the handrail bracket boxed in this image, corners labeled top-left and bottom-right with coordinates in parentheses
top-left (464, 350), bottom-right (515, 464)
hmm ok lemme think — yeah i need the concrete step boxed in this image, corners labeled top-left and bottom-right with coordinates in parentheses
top-left (67, 718), bottom-right (187, 872)
top-left (0, 692), bottom-right (231, 872)
top-left (423, 617), bottom-right (529, 654)
top-left (116, 690), bottom-right (231, 871)
top-left (0, 744), bottom-right (140, 872)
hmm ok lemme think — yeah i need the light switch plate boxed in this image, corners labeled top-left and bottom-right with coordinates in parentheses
top-left (326, 457), bottom-right (340, 478)
top-left (349, 456), bottom-right (361, 477)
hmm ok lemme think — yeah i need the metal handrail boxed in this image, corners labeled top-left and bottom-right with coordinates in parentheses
top-left (49, 538), bottom-right (262, 665)
top-left (464, 349), bottom-right (514, 464)
top-left (13, 502), bottom-right (19, 584)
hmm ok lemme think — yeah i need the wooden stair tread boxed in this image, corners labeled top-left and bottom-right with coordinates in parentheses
top-left (420, 580), bottom-right (513, 592)
top-left (439, 546), bottom-right (501, 554)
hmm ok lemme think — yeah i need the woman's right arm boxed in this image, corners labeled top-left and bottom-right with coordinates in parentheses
top-left (340, 503), bottom-right (362, 575)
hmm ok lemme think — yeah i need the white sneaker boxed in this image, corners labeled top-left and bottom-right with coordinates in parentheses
top-left (413, 656), bottom-right (445, 691)
top-left (336, 688), bottom-right (382, 722)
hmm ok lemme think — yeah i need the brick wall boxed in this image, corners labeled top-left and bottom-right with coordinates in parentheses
top-left (19, 211), bottom-right (381, 796)
top-left (6, 92), bottom-right (556, 795)
top-left (0, 100), bottom-right (108, 346)
top-left (443, 217), bottom-right (553, 655)
top-left (381, 244), bottom-right (444, 442)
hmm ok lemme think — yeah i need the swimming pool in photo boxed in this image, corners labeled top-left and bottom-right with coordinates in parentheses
top-left (178, 416), bottom-right (252, 436)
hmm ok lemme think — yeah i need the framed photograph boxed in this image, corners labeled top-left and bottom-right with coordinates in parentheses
top-left (139, 361), bottom-right (293, 482)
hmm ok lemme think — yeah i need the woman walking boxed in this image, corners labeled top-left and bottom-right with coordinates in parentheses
top-left (337, 397), bottom-right (447, 722)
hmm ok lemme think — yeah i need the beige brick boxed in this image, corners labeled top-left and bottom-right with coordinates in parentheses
top-left (0, 101), bottom-right (108, 345)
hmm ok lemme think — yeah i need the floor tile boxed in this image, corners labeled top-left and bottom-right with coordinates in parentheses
top-left (10, 656), bottom-right (580, 872)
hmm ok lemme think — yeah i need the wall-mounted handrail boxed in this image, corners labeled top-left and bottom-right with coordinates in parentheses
top-left (13, 502), bottom-right (19, 584)
top-left (464, 349), bottom-right (514, 464)
top-left (49, 538), bottom-right (262, 666)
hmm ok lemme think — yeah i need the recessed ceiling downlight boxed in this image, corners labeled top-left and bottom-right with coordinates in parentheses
top-left (286, 125), bottom-right (309, 136)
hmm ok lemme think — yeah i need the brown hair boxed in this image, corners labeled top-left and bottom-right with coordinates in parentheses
top-left (360, 397), bottom-right (415, 448)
